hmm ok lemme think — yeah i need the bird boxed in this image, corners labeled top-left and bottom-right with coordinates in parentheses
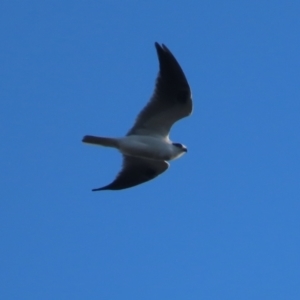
top-left (82, 42), bottom-right (192, 191)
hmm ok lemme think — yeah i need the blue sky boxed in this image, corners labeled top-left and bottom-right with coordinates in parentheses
top-left (1, 1), bottom-right (299, 299)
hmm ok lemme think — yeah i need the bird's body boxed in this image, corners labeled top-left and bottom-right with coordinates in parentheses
top-left (119, 135), bottom-right (173, 161)
top-left (83, 42), bottom-right (192, 191)
top-left (83, 135), bottom-right (187, 162)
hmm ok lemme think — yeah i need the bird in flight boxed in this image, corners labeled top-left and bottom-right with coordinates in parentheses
top-left (83, 42), bottom-right (192, 191)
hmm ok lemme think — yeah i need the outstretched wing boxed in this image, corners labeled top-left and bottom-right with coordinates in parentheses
top-left (92, 156), bottom-right (169, 191)
top-left (127, 43), bottom-right (192, 138)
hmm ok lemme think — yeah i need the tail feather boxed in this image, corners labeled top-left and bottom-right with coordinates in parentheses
top-left (82, 135), bottom-right (119, 148)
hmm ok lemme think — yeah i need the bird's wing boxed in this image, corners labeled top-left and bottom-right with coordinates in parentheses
top-left (127, 42), bottom-right (192, 138)
top-left (92, 156), bottom-right (169, 191)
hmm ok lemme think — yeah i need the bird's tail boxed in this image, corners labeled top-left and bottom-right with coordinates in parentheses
top-left (82, 135), bottom-right (119, 148)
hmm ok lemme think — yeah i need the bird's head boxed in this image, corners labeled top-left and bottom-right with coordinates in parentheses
top-left (172, 143), bottom-right (188, 158)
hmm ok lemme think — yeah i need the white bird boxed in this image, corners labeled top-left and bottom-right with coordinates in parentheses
top-left (83, 42), bottom-right (192, 191)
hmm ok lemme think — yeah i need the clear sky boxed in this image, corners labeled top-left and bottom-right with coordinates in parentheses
top-left (1, 1), bottom-right (299, 299)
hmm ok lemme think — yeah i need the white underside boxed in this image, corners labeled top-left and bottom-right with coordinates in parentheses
top-left (117, 135), bottom-right (185, 161)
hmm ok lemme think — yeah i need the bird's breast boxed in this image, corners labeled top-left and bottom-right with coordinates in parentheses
top-left (118, 136), bottom-right (173, 161)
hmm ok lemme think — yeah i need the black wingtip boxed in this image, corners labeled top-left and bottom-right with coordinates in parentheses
top-left (92, 184), bottom-right (114, 191)
top-left (154, 42), bottom-right (160, 52)
top-left (92, 187), bottom-right (106, 192)
top-left (155, 42), bottom-right (170, 53)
